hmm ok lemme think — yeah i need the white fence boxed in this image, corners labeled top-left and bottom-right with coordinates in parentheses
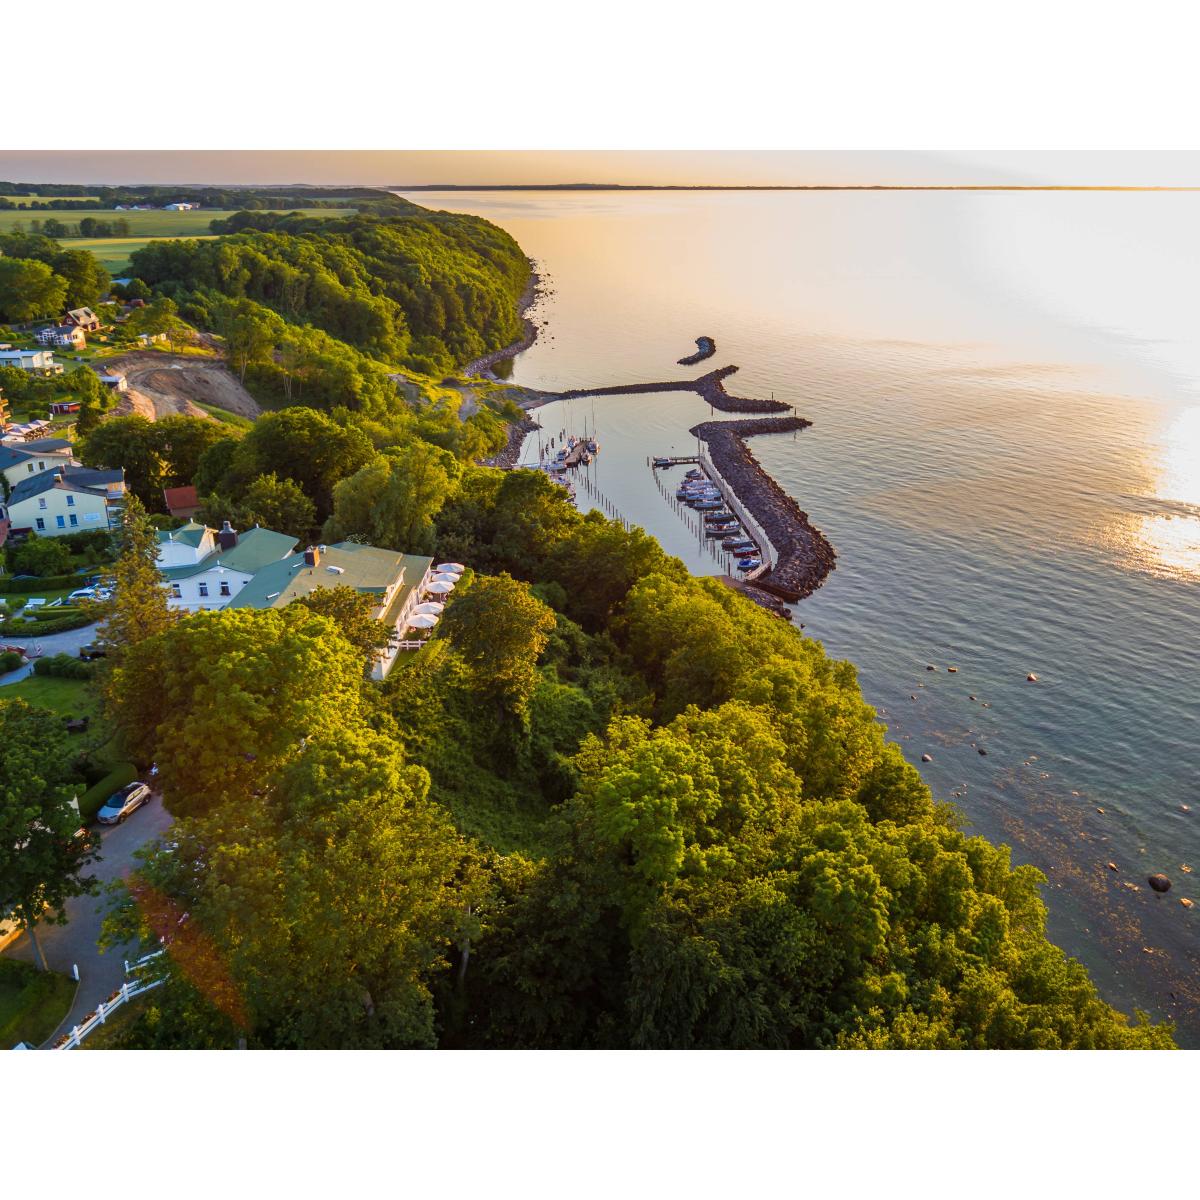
top-left (54, 951), bottom-right (165, 1050)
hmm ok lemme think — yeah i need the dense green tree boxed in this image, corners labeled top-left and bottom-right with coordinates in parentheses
top-left (50, 247), bottom-right (109, 309)
top-left (295, 586), bottom-right (391, 671)
top-left (440, 573), bottom-right (556, 723)
top-left (151, 415), bottom-right (231, 491)
top-left (324, 440), bottom-right (460, 554)
top-left (102, 728), bottom-right (485, 1047)
top-left (79, 415), bottom-right (167, 507)
top-left (0, 257), bottom-right (67, 321)
top-left (0, 699), bottom-right (99, 971)
top-left (68, 367), bottom-right (117, 437)
top-left (219, 407), bottom-right (375, 521)
top-left (107, 606), bottom-right (364, 819)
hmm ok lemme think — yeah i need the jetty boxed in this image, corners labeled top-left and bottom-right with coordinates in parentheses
top-left (678, 336), bottom-right (717, 366)
top-left (560, 365), bottom-right (791, 414)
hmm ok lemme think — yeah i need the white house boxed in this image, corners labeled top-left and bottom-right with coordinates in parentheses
top-left (35, 324), bottom-right (86, 349)
top-left (136, 332), bottom-right (167, 346)
top-left (0, 437), bottom-right (78, 490)
top-left (163, 202), bottom-right (197, 211)
top-left (0, 348), bottom-right (63, 375)
top-left (2, 464), bottom-right (126, 536)
top-left (156, 521), bottom-right (436, 679)
top-left (157, 521), bottom-right (300, 611)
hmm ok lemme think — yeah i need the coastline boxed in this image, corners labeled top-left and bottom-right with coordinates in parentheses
top-left (462, 263), bottom-right (543, 380)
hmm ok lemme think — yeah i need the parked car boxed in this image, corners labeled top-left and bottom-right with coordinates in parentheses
top-left (79, 643), bottom-right (108, 661)
top-left (96, 782), bottom-right (152, 825)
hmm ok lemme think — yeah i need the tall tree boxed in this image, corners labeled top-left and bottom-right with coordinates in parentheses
top-left (440, 573), bottom-right (556, 722)
top-left (0, 257), bottom-right (67, 322)
top-left (324, 441), bottom-right (460, 554)
top-left (0, 699), bottom-right (99, 971)
top-left (106, 606), bottom-right (365, 819)
top-left (98, 494), bottom-right (176, 669)
top-left (80, 416), bottom-right (168, 508)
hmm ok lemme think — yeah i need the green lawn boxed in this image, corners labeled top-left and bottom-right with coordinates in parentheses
top-left (57, 235), bottom-right (221, 272)
top-left (0, 959), bottom-right (76, 1048)
top-left (1, 674), bottom-right (100, 719)
top-left (192, 400), bottom-right (253, 428)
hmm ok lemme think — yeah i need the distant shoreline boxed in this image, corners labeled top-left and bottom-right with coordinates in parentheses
top-left (396, 183), bottom-right (1200, 193)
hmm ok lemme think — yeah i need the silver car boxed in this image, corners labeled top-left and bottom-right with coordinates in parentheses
top-left (96, 782), bottom-right (152, 825)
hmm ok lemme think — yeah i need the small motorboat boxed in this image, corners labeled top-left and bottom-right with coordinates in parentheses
top-left (706, 524), bottom-right (739, 538)
top-left (654, 457), bottom-right (672, 468)
top-left (685, 468), bottom-right (703, 479)
top-left (703, 511), bottom-right (735, 524)
top-left (723, 538), bottom-right (756, 551)
top-left (737, 558), bottom-right (762, 571)
top-left (693, 500), bottom-right (724, 511)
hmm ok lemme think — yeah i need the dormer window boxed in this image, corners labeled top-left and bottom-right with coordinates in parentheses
top-left (66, 495), bottom-right (75, 507)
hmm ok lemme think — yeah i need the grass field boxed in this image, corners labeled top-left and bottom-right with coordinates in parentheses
top-left (1, 674), bottom-right (100, 719)
top-left (192, 399), bottom-right (254, 428)
top-left (0, 959), bottom-right (76, 1048)
top-left (56, 235), bottom-right (221, 271)
top-left (0, 206), bottom-right (354, 238)
top-left (1, 194), bottom-right (99, 203)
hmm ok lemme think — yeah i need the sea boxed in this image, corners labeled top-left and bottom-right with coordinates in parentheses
top-left (401, 188), bottom-right (1200, 1044)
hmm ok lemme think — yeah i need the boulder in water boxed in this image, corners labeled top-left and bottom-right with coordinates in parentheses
top-left (1107, 861), bottom-right (1119, 871)
top-left (1181, 898), bottom-right (1194, 909)
top-left (947, 666), bottom-right (958, 673)
top-left (921, 753), bottom-right (932, 763)
top-left (1148, 874), bottom-right (1172, 893)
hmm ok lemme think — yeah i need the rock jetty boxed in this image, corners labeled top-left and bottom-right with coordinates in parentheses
top-left (689, 416), bottom-right (837, 603)
top-left (480, 416), bottom-right (540, 469)
top-left (463, 264), bottom-right (542, 380)
top-left (561, 365), bottom-right (791, 415)
top-left (678, 336), bottom-right (717, 366)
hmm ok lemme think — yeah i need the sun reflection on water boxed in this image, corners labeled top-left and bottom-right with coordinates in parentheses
top-left (1132, 405), bottom-right (1200, 580)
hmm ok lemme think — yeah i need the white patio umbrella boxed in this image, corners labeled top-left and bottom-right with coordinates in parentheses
top-left (407, 613), bottom-right (439, 629)
top-left (412, 601), bottom-right (445, 615)
top-left (431, 572), bottom-right (461, 584)
top-left (425, 580), bottom-right (455, 595)
top-left (435, 563), bottom-right (465, 573)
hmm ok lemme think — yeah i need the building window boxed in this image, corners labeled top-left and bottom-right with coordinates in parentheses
top-left (66, 494), bottom-right (75, 507)
top-left (38, 498), bottom-right (47, 509)
top-left (38, 461), bottom-right (46, 471)
top-left (56, 515), bottom-right (65, 528)
top-left (170, 584), bottom-right (182, 599)
top-left (198, 582), bottom-right (209, 598)
top-left (219, 581), bottom-right (231, 597)
top-left (27, 463), bottom-right (34, 474)
top-left (35, 518), bottom-right (45, 531)
top-left (69, 513), bottom-right (78, 527)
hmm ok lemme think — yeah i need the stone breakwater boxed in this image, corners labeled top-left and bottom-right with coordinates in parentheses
top-left (689, 417), bottom-right (837, 603)
top-left (678, 336), bottom-right (716, 366)
top-left (561, 365), bottom-right (791, 415)
top-left (462, 264), bottom-right (542, 379)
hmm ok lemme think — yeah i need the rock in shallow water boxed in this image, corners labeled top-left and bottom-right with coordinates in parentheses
top-left (921, 753), bottom-right (932, 762)
top-left (1148, 874), bottom-right (1172, 893)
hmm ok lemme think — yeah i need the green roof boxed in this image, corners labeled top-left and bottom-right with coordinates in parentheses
top-left (157, 520), bottom-right (208, 550)
top-left (228, 543), bottom-right (431, 611)
top-left (159, 525), bottom-right (299, 581)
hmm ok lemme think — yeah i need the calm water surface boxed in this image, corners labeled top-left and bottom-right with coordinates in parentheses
top-left (404, 190), bottom-right (1200, 1043)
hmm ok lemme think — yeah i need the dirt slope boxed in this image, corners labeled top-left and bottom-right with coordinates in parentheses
top-left (104, 352), bottom-right (262, 422)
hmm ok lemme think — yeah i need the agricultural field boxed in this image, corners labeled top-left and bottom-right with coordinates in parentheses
top-left (57, 235), bottom-right (221, 272)
top-left (1, 194), bottom-right (100, 203)
top-left (0, 206), bottom-right (354, 237)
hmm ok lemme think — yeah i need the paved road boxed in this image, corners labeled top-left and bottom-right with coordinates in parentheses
top-left (3, 792), bottom-right (173, 1044)
top-left (0, 622), bottom-right (100, 686)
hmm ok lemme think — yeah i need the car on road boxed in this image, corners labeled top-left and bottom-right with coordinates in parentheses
top-left (96, 781), bottom-right (152, 825)
top-left (79, 642), bottom-right (108, 661)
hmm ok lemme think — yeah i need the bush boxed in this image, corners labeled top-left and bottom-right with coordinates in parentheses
top-left (0, 649), bottom-right (23, 674)
top-left (0, 572), bottom-right (83, 593)
top-left (29, 605), bottom-right (83, 621)
top-left (34, 653), bottom-right (96, 680)
top-left (0, 611), bottom-right (95, 637)
top-left (6, 535), bottom-right (72, 578)
top-left (78, 763), bottom-right (139, 822)
top-left (57, 529), bottom-right (113, 556)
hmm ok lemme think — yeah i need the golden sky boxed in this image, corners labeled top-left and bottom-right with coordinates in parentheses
top-left (4, 150), bottom-right (1200, 187)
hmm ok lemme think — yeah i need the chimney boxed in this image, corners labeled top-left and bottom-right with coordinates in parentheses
top-left (217, 520), bottom-right (238, 550)
top-left (304, 545), bottom-right (320, 568)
